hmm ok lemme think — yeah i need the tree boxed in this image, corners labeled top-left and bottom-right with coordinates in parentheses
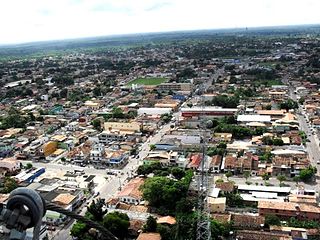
top-left (261, 173), bottom-right (270, 182)
top-left (103, 212), bottom-right (130, 239)
top-left (87, 198), bottom-right (108, 222)
top-left (293, 176), bottom-right (300, 186)
top-left (25, 163), bottom-right (33, 169)
top-left (144, 216), bottom-right (157, 232)
top-left (160, 113), bottom-right (172, 123)
top-left (273, 138), bottom-right (284, 146)
top-left (279, 99), bottom-right (298, 110)
top-left (243, 171), bottom-right (250, 181)
top-left (171, 167), bottom-right (186, 180)
top-left (187, 103), bottom-right (193, 108)
top-left (225, 192), bottom-right (243, 207)
top-left (277, 175), bottom-right (286, 187)
top-left (1, 177), bottom-right (18, 194)
top-left (149, 144), bottom-right (156, 151)
top-left (111, 107), bottom-right (124, 119)
top-left (92, 119), bottom-right (102, 131)
top-left (265, 214), bottom-right (281, 226)
top-left (299, 97), bottom-right (305, 105)
top-left (70, 222), bottom-right (91, 239)
top-left (225, 171), bottom-right (232, 181)
top-left (299, 166), bottom-right (317, 182)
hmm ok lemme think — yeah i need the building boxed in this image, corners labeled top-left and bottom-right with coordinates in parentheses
top-left (0, 157), bottom-right (20, 172)
top-left (237, 115), bottom-right (271, 124)
top-left (104, 122), bottom-right (141, 132)
top-left (208, 197), bottom-right (226, 213)
top-left (42, 141), bottom-right (58, 157)
top-left (157, 83), bottom-right (192, 92)
top-left (137, 107), bottom-right (172, 116)
top-left (137, 233), bottom-right (161, 240)
top-left (258, 201), bottom-right (320, 221)
top-left (117, 178), bottom-right (144, 205)
top-left (181, 107), bottom-right (238, 118)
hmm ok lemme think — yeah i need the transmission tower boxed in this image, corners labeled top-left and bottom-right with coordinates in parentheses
top-left (195, 84), bottom-right (211, 240)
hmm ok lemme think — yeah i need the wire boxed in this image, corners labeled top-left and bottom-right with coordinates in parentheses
top-left (45, 202), bottom-right (118, 240)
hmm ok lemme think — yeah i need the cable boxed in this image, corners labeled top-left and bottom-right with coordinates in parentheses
top-left (45, 202), bottom-right (118, 240)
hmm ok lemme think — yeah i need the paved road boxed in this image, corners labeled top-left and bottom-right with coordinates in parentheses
top-left (42, 119), bottom-right (174, 239)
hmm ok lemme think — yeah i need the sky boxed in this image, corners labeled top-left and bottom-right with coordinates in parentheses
top-left (1, 0), bottom-right (320, 44)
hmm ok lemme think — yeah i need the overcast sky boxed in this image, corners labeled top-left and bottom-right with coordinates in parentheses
top-left (1, 0), bottom-right (320, 44)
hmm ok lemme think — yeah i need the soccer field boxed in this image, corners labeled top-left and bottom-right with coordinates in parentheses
top-left (127, 77), bottom-right (167, 86)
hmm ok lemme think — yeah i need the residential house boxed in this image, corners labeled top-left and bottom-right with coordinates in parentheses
top-left (117, 178), bottom-right (144, 205)
top-left (258, 201), bottom-right (320, 221)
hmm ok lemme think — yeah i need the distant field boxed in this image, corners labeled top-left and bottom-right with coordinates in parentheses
top-left (127, 77), bottom-right (167, 86)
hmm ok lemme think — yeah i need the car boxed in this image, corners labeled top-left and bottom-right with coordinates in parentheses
top-left (107, 171), bottom-right (116, 175)
top-left (317, 161), bottom-right (320, 164)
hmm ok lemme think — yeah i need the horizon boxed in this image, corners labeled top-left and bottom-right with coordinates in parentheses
top-left (1, 0), bottom-right (320, 45)
top-left (1, 23), bottom-right (320, 48)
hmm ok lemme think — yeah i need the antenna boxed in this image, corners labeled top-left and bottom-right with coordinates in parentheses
top-left (196, 84), bottom-right (211, 240)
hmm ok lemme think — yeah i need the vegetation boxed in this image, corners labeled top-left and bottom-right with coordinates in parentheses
top-left (140, 170), bottom-right (193, 215)
top-left (299, 166), bottom-right (317, 182)
top-left (160, 113), bottom-right (173, 123)
top-left (210, 95), bottom-right (239, 108)
top-left (1, 177), bottom-right (18, 194)
top-left (103, 212), bottom-right (130, 239)
top-left (265, 214), bottom-right (281, 226)
top-left (127, 77), bottom-right (167, 86)
top-left (279, 99), bottom-right (298, 110)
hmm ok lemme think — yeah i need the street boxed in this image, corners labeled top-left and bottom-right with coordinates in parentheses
top-left (39, 118), bottom-right (174, 239)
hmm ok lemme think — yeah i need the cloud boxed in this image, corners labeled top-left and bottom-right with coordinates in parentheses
top-left (145, 2), bottom-right (171, 11)
top-left (0, 0), bottom-right (320, 44)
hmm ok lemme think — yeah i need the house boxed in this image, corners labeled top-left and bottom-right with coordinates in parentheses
top-left (209, 155), bottom-right (222, 173)
top-left (104, 122), bottom-right (141, 132)
top-left (0, 157), bottom-right (20, 172)
top-left (117, 178), bottom-right (144, 205)
top-left (187, 153), bottom-right (202, 170)
top-left (223, 155), bottom-right (237, 172)
top-left (157, 216), bottom-right (176, 225)
top-left (236, 230), bottom-right (292, 240)
top-left (143, 151), bottom-right (178, 166)
top-left (232, 214), bottom-right (265, 230)
top-left (258, 201), bottom-right (320, 221)
top-left (137, 233), bottom-right (161, 240)
top-left (215, 182), bottom-right (235, 194)
top-left (208, 197), bottom-right (226, 213)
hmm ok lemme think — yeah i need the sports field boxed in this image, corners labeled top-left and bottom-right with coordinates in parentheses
top-left (127, 77), bottom-right (167, 86)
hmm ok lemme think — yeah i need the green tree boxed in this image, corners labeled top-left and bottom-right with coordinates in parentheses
top-left (87, 198), bottom-right (108, 222)
top-left (265, 214), bottom-right (281, 226)
top-left (25, 163), bottom-right (33, 169)
top-left (1, 177), bottom-right (18, 194)
top-left (243, 171), bottom-right (250, 181)
top-left (299, 97), bottom-right (305, 105)
top-left (277, 175), bottom-right (286, 187)
top-left (171, 167), bottom-right (186, 180)
top-left (273, 138), bottom-right (284, 146)
top-left (149, 144), bottom-right (156, 151)
top-left (111, 107), bottom-right (124, 119)
top-left (160, 113), bottom-right (172, 123)
top-left (187, 103), bottom-right (193, 108)
top-left (261, 173), bottom-right (270, 182)
top-left (225, 192), bottom-right (243, 207)
top-left (225, 171), bottom-right (232, 181)
top-left (299, 166), bottom-right (317, 182)
top-left (92, 119), bottom-right (102, 131)
top-left (103, 212), bottom-right (130, 240)
top-left (144, 216), bottom-right (157, 232)
top-left (293, 176), bottom-right (300, 186)
top-left (279, 99), bottom-right (298, 110)
top-left (70, 222), bottom-right (91, 239)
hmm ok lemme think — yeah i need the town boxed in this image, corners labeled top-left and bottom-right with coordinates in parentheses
top-left (0, 28), bottom-right (320, 240)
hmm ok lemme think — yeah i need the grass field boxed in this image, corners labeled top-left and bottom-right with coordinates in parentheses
top-left (127, 77), bottom-right (167, 86)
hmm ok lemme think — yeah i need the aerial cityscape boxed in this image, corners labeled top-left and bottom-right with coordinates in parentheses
top-left (1, 2), bottom-right (320, 240)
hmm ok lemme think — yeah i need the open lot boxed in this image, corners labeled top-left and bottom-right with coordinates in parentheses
top-left (127, 77), bottom-right (167, 86)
